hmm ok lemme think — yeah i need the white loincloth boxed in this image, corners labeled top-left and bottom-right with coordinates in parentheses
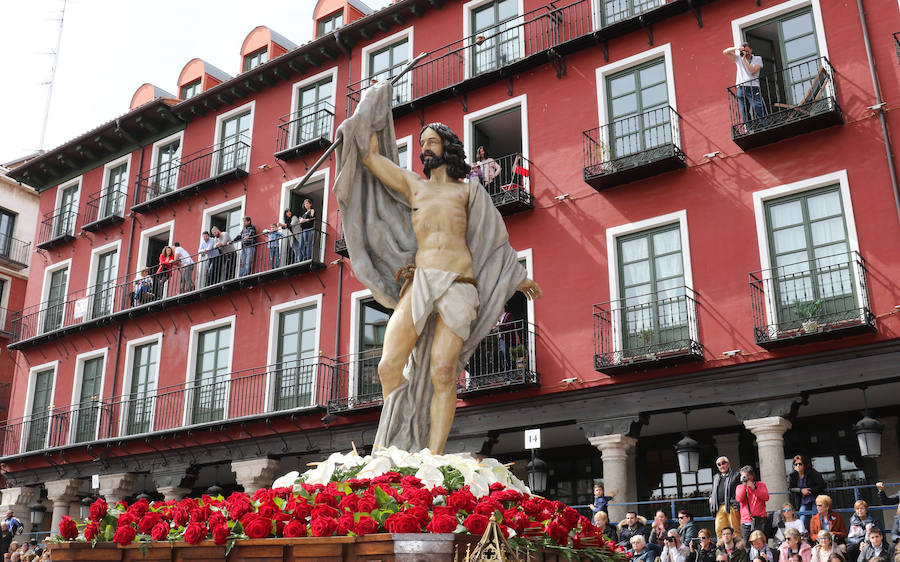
top-left (409, 268), bottom-right (479, 341)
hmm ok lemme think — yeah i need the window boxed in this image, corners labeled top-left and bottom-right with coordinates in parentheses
top-left (599, 0), bottom-right (664, 27)
top-left (154, 139), bottom-right (181, 196)
top-left (126, 341), bottom-right (158, 435)
top-left (74, 356), bottom-right (103, 443)
top-left (357, 298), bottom-right (390, 404)
top-left (0, 209), bottom-right (15, 258)
top-left (180, 79), bottom-right (201, 100)
top-left (397, 143), bottom-right (409, 170)
top-left (606, 59), bottom-right (670, 159)
top-left (243, 48), bottom-right (268, 71)
top-left (42, 266), bottom-right (68, 333)
top-left (296, 78), bottom-right (333, 145)
top-left (54, 182), bottom-right (79, 238)
top-left (274, 306), bottom-right (317, 409)
top-left (102, 162), bottom-right (127, 219)
top-left (91, 249), bottom-right (118, 318)
top-left (368, 38), bottom-right (410, 104)
top-left (764, 186), bottom-right (854, 328)
top-left (191, 325), bottom-right (231, 424)
top-left (217, 110), bottom-right (252, 173)
top-left (209, 206), bottom-right (243, 243)
top-left (317, 11), bottom-right (343, 37)
top-left (26, 368), bottom-right (54, 452)
top-left (470, 0), bottom-right (520, 75)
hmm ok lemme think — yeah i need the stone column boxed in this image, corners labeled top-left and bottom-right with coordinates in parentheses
top-left (98, 473), bottom-right (136, 506)
top-left (743, 416), bottom-right (792, 511)
top-left (0, 486), bottom-right (38, 533)
top-left (153, 465), bottom-right (198, 501)
top-left (713, 433), bottom-right (742, 467)
top-left (157, 486), bottom-right (191, 501)
top-left (44, 479), bottom-right (81, 539)
top-left (588, 434), bottom-right (638, 522)
top-left (231, 458), bottom-right (280, 496)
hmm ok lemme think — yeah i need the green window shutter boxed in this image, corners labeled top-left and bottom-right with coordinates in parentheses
top-left (75, 357), bottom-right (103, 443)
top-left (274, 306), bottom-right (317, 410)
top-left (43, 267), bottom-right (68, 333)
top-left (91, 250), bottom-right (117, 318)
top-left (192, 325), bottom-right (231, 424)
top-left (26, 369), bottom-right (54, 451)
top-left (606, 58), bottom-right (670, 160)
top-left (356, 299), bottom-right (391, 404)
top-left (127, 342), bottom-right (158, 435)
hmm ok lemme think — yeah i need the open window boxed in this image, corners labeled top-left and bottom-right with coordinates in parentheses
top-left (281, 172), bottom-right (327, 266)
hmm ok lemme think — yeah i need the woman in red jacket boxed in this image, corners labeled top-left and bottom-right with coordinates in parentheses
top-left (156, 246), bottom-right (177, 297)
top-left (809, 495), bottom-right (846, 544)
top-left (736, 466), bottom-right (769, 543)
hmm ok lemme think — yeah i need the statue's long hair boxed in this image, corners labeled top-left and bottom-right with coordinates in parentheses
top-left (419, 122), bottom-right (471, 181)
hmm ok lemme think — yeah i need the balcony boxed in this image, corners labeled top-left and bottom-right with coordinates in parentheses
top-left (9, 226), bottom-right (327, 349)
top-left (133, 138), bottom-right (251, 213)
top-left (583, 106), bottom-right (685, 190)
top-left (35, 209), bottom-right (77, 250)
top-left (0, 307), bottom-right (13, 337)
top-left (0, 358), bottom-right (332, 459)
top-left (327, 349), bottom-right (384, 415)
top-left (0, 234), bottom-right (31, 270)
top-left (593, 287), bottom-right (702, 375)
top-left (274, 103), bottom-right (335, 161)
top-left (477, 153), bottom-right (534, 216)
top-left (81, 189), bottom-right (126, 232)
top-left (749, 251), bottom-right (875, 349)
top-left (727, 57), bottom-right (842, 150)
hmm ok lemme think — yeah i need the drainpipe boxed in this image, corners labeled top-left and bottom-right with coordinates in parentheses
top-left (856, 0), bottom-right (900, 223)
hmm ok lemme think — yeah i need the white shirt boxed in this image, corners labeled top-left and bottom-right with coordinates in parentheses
top-left (661, 545), bottom-right (689, 562)
top-left (734, 53), bottom-right (763, 87)
top-left (173, 246), bottom-right (193, 266)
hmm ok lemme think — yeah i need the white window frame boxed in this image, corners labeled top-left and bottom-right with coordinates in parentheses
top-left (0, 272), bottom-right (12, 330)
top-left (182, 315), bottom-right (235, 426)
top-left (149, 130), bottom-right (185, 188)
top-left (594, 43), bottom-right (679, 164)
top-left (84, 239), bottom-right (122, 321)
top-left (201, 195), bottom-right (247, 242)
top-left (360, 27), bottom-right (414, 86)
top-left (462, 0), bottom-right (526, 80)
top-left (462, 94), bottom-right (531, 194)
top-left (38, 258), bottom-right (72, 335)
top-left (605, 210), bottom-right (696, 356)
top-left (280, 168), bottom-right (329, 264)
top-left (21, 360), bottom-right (59, 452)
top-left (289, 67), bottom-right (339, 146)
top-left (212, 101), bottom-right (256, 175)
top-left (396, 135), bottom-right (413, 171)
top-left (69, 348), bottom-right (108, 444)
top-left (100, 154), bottom-right (132, 211)
top-left (265, 294), bottom-right (323, 411)
top-left (136, 220), bottom-right (174, 276)
top-left (590, 0), bottom-right (666, 31)
top-left (731, 0), bottom-right (830, 61)
top-left (53, 176), bottom-right (82, 236)
top-left (120, 332), bottom-right (163, 437)
top-left (751, 169), bottom-right (864, 337)
top-left (348, 288), bottom-right (378, 403)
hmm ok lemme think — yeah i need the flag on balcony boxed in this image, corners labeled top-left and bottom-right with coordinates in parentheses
top-left (502, 161), bottom-right (529, 191)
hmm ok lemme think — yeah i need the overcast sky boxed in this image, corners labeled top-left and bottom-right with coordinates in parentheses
top-left (1, 0), bottom-right (392, 164)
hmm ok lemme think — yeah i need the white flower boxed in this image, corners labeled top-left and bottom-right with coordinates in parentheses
top-left (272, 471), bottom-right (299, 489)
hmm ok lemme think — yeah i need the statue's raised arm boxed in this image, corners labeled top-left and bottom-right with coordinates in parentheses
top-left (361, 132), bottom-right (416, 200)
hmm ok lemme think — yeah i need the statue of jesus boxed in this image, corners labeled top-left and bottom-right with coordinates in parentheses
top-left (333, 81), bottom-right (541, 454)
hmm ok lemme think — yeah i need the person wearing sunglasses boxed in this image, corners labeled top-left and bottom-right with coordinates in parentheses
top-left (810, 495), bottom-right (847, 544)
top-left (788, 455), bottom-right (826, 528)
top-left (710, 456), bottom-right (742, 540)
top-left (779, 527), bottom-right (812, 562)
top-left (688, 529), bottom-right (717, 562)
top-left (678, 510), bottom-right (699, 546)
top-left (775, 503), bottom-right (808, 545)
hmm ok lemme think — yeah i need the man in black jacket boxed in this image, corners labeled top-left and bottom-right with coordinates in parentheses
top-left (710, 456), bottom-right (741, 540)
top-left (618, 511), bottom-right (651, 547)
top-left (875, 481), bottom-right (899, 505)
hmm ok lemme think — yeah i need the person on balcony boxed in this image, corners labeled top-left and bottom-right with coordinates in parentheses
top-left (211, 226), bottom-right (235, 283)
top-left (156, 246), bottom-right (177, 298)
top-left (847, 500), bottom-right (881, 562)
top-left (197, 231), bottom-right (217, 288)
top-left (238, 216), bottom-right (257, 276)
top-left (470, 146), bottom-right (501, 189)
top-left (710, 456), bottom-right (742, 540)
top-left (811, 531), bottom-right (846, 562)
top-left (736, 465), bottom-right (769, 543)
top-left (592, 482), bottom-right (616, 517)
top-left (789, 455), bottom-right (826, 529)
top-left (723, 43), bottom-right (766, 128)
top-left (298, 199), bottom-right (316, 262)
top-left (279, 209), bottom-right (301, 264)
top-left (810, 495), bottom-right (846, 544)
top-left (718, 526), bottom-right (749, 562)
top-left (172, 242), bottom-right (194, 293)
top-left (875, 482), bottom-right (900, 506)
top-left (495, 305), bottom-right (520, 372)
top-left (132, 267), bottom-right (154, 305)
top-left (263, 222), bottom-right (282, 269)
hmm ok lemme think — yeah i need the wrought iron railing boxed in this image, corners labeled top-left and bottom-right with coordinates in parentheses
top-left (274, 103), bottom-right (335, 156)
top-left (134, 137), bottom-right (251, 208)
top-left (83, 188), bottom-right (126, 228)
top-left (9, 226), bottom-right (325, 345)
top-left (593, 286), bottom-right (701, 372)
top-left (583, 105), bottom-right (683, 180)
top-left (0, 233), bottom-right (31, 268)
top-left (749, 251), bottom-right (874, 346)
top-left (346, 0), bottom-right (594, 113)
top-left (458, 319), bottom-right (538, 394)
top-left (36, 208), bottom-right (77, 247)
top-left (599, 0), bottom-right (666, 27)
top-left (0, 307), bottom-right (13, 336)
top-left (328, 349), bottom-right (385, 414)
top-left (473, 153), bottom-right (534, 211)
top-left (0, 358), bottom-right (333, 457)
top-left (726, 57), bottom-right (838, 141)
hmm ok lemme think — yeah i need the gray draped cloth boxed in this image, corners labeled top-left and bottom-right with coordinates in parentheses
top-left (333, 81), bottom-right (526, 451)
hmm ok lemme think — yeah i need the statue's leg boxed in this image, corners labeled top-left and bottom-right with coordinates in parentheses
top-left (376, 291), bottom-right (418, 401)
top-left (428, 314), bottom-right (464, 454)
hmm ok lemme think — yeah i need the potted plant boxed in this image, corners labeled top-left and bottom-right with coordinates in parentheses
top-left (509, 344), bottom-right (527, 369)
top-left (795, 299), bottom-right (823, 333)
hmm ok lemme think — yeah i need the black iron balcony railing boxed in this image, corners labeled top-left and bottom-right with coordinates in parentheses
top-left (0, 234), bottom-right (31, 270)
top-left (583, 105), bottom-right (685, 190)
top-left (599, 0), bottom-right (666, 27)
top-left (82, 189), bottom-right (126, 232)
top-left (475, 153), bottom-right (534, 216)
top-left (327, 349), bottom-right (384, 414)
top-left (0, 358), bottom-right (332, 458)
top-left (9, 226), bottom-right (326, 348)
top-left (133, 137), bottom-right (251, 213)
top-left (0, 307), bottom-right (13, 337)
top-left (333, 212), bottom-right (348, 258)
top-left (727, 57), bottom-right (841, 150)
top-left (36, 208), bottom-right (77, 250)
top-left (749, 251), bottom-right (875, 348)
top-left (274, 102), bottom-right (335, 161)
top-left (593, 287), bottom-right (702, 374)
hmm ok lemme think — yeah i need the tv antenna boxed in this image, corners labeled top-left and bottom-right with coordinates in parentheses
top-left (39, 0), bottom-right (68, 151)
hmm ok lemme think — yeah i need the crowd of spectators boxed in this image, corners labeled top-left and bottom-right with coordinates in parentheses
top-left (0, 511), bottom-right (48, 561)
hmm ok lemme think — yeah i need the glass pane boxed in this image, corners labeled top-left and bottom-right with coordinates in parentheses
top-left (474, 5), bottom-right (494, 31)
top-left (811, 456), bottom-right (835, 473)
top-left (773, 225), bottom-right (807, 254)
top-left (639, 63), bottom-right (666, 86)
top-left (784, 35), bottom-right (818, 63)
top-left (620, 237), bottom-right (648, 262)
top-left (623, 262), bottom-right (650, 286)
top-left (807, 191), bottom-right (841, 220)
top-left (641, 83), bottom-right (668, 109)
top-left (652, 229), bottom-right (680, 254)
top-left (654, 254), bottom-right (683, 279)
top-left (769, 200), bottom-right (803, 228)
top-left (609, 74), bottom-right (636, 97)
top-left (810, 217), bottom-right (845, 246)
top-left (780, 12), bottom-right (814, 41)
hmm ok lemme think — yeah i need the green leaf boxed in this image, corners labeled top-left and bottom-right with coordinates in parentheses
top-left (273, 496), bottom-right (285, 509)
top-left (225, 539), bottom-right (235, 558)
top-left (231, 521), bottom-right (244, 536)
top-left (138, 542), bottom-right (149, 558)
top-left (373, 486), bottom-right (398, 511)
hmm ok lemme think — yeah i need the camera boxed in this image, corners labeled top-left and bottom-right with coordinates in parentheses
top-left (741, 474), bottom-right (749, 482)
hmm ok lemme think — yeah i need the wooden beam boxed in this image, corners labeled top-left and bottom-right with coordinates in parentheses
top-left (304, 54), bottom-right (318, 67)
top-left (203, 98), bottom-right (221, 112)
top-left (287, 61), bottom-right (304, 74)
top-left (56, 153), bottom-right (78, 170)
top-left (393, 14), bottom-right (405, 26)
top-left (243, 80), bottom-right (260, 93)
top-left (410, 5), bottom-right (422, 17)
top-left (319, 47), bottom-right (335, 60)
top-left (93, 135), bottom-right (117, 152)
top-left (216, 93), bottom-right (232, 107)
top-left (75, 144), bottom-right (96, 160)
top-left (376, 20), bottom-right (389, 32)
top-left (256, 73), bottom-right (276, 87)
top-left (230, 86), bottom-right (247, 101)
top-left (39, 162), bottom-right (60, 177)
top-left (359, 27), bottom-right (371, 40)
top-left (156, 106), bottom-right (181, 124)
top-left (135, 116), bottom-right (158, 134)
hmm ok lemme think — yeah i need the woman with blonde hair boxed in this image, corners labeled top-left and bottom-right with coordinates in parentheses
top-left (779, 528), bottom-right (812, 562)
top-left (749, 529), bottom-right (776, 562)
top-left (809, 495), bottom-right (846, 543)
top-left (810, 531), bottom-right (844, 562)
top-left (776, 503), bottom-right (808, 544)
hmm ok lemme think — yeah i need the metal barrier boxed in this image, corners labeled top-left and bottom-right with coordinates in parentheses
top-left (274, 103), bottom-right (334, 158)
top-left (0, 233), bottom-right (32, 268)
top-left (83, 188), bottom-right (127, 228)
top-left (459, 319), bottom-right (538, 396)
top-left (36, 208), bottom-right (77, 248)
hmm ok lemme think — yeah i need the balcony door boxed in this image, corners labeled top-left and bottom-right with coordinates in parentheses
top-left (103, 163), bottom-right (127, 218)
top-left (274, 306), bottom-right (317, 410)
top-left (765, 187), bottom-right (854, 329)
top-left (74, 357), bottom-right (103, 443)
top-left (218, 111), bottom-right (251, 173)
top-left (471, 0), bottom-right (520, 76)
top-left (154, 140), bottom-right (181, 195)
top-left (617, 225), bottom-right (687, 355)
top-left (54, 183), bottom-right (78, 238)
top-left (43, 267), bottom-right (68, 334)
top-left (296, 79), bottom-right (333, 145)
top-left (127, 341), bottom-right (158, 435)
top-left (356, 299), bottom-right (389, 404)
top-left (192, 325), bottom-right (231, 424)
top-left (0, 209), bottom-right (15, 258)
top-left (600, 0), bottom-right (663, 27)
top-left (606, 59), bottom-right (670, 160)
top-left (26, 368), bottom-right (54, 452)
top-left (91, 249), bottom-right (117, 318)
top-left (368, 39), bottom-right (410, 104)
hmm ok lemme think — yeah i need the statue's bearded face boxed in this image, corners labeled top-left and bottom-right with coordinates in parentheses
top-left (419, 127), bottom-right (445, 173)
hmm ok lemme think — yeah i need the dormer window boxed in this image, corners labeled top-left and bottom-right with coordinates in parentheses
top-left (243, 48), bottom-right (268, 71)
top-left (180, 79), bottom-right (201, 100)
top-left (317, 11), bottom-right (343, 37)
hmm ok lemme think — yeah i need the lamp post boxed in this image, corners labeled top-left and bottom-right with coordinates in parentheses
top-left (854, 386), bottom-right (883, 458)
top-left (29, 502), bottom-right (47, 533)
top-left (527, 449), bottom-right (548, 495)
top-left (80, 496), bottom-right (94, 520)
top-left (674, 411), bottom-right (700, 474)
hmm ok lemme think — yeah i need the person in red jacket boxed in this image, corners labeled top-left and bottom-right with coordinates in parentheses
top-left (156, 246), bottom-right (177, 297)
top-left (736, 466), bottom-right (770, 543)
top-left (809, 495), bottom-right (846, 544)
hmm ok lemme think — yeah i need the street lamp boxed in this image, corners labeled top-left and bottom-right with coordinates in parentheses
top-left (527, 450), bottom-right (548, 495)
top-left (80, 496), bottom-right (94, 520)
top-left (674, 411), bottom-right (700, 474)
top-left (29, 502), bottom-right (46, 529)
top-left (854, 386), bottom-right (883, 458)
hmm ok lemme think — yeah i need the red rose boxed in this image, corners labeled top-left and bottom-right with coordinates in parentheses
top-left (357, 493), bottom-right (378, 513)
top-left (313, 491), bottom-right (337, 507)
top-left (208, 511), bottom-right (226, 529)
top-left (407, 488), bottom-right (434, 508)
top-left (151, 522), bottom-right (170, 541)
top-left (336, 512), bottom-right (356, 535)
top-left (426, 513), bottom-right (458, 534)
top-left (310, 517), bottom-right (337, 537)
top-left (84, 522), bottom-right (99, 541)
top-left (489, 482), bottom-right (504, 492)
top-left (272, 486), bottom-right (292, 499)
top-left (474, 499), bottom-right (503, 517)
top-left (257, 500), bottom-right (279, 519)
top-left (89, 498), bottom-right (108, 521)
top-left (117, 512), bottom-right (137, 529)
top-left (338, 494), bottom-right (359, 513)
top-left (138, 512), bottom-right (163, 534)
top-left (384, 512), bottom-right (421, 534)
top-left (59, 516), bottom-right (78, 540)
top-left (355, 516), bottom-right (379, 536)
top-left (463, 513), bottom-right (489, 536)
top-left (373, 471), bottom-right (402, 484)
top-left (113, 525), bottom-right (137, 545)
top-left (212, 524), bottom-right (229, 545)
top-left (184, 522), bottom-right (207, 545)
top-left (406, 505), bottom-right (429, 527)
top-left (190, 505), bottom-right (212, 523)
top-left (547, 519), bottom-right (569, 546)
top-left (521, 498), bottom-right (541, 516)
top-left (127, 499), bottom-right (150, 519)
top-left (283, 520), bottom-right (307, 538)
top-left (447, 489), bottom-right (477, 513)
top-left (432, 506), bottom-right (457, 518)
top-left (561, 507), bottom-right (580, 528)
top-left (491, 489), bottom-right (523, 503)
top-left (311, 504), bottom-right (339, 519)
top-left (244, 515), bottom-right (273, 539)
top-left (172, 506), bottom-right (189, 527)
top-left (347, 478), bottom-right (370, 490)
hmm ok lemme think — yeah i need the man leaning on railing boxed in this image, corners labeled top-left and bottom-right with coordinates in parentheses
top-left (723, 43), bottom-right (766, 130)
